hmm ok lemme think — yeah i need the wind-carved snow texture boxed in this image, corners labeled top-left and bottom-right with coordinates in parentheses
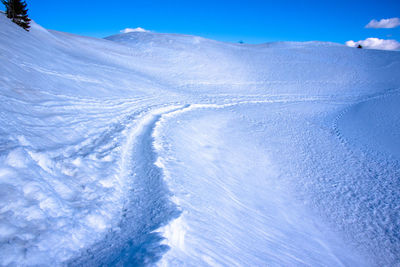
top-left (1, 12), bottom-right (400, 266)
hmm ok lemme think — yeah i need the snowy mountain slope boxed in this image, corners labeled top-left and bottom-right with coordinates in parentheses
top-left (1, 13), bottom-right (400, 266)
top-left (337, 93), bottom-right (400, 159)
top-left (106, 31), bottom-right (400, 97)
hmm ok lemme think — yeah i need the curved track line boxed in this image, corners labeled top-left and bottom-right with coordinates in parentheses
top-left (71, 94), bottom-right (381, 265)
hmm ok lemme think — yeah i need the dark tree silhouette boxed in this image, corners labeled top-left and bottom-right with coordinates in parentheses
top-left (1, 0), bottom-right (31, 31)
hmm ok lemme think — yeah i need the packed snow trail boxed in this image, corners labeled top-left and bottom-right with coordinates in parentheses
top-left (69, 100), bottom-right (367, 266)
top-left (68, 105), bottom-right (189, 266)
top-left (1, 14), bottom-right (400, 266)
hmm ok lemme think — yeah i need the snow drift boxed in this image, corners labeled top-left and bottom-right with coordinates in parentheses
top-left (1, 13), bottom-right (400, 266)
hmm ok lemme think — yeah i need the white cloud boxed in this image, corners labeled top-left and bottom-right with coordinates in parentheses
top-left (120, 27), bottom-right (149, 33)
top-left (365, 18), bottom-right (400, 29)
top-left (346, 38), bottom-right (400, 51)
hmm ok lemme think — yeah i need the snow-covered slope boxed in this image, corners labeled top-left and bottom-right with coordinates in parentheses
top-left (1, 13), bottom-right (400, 266)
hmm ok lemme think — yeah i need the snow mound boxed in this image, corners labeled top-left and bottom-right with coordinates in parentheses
top-left (337, 93), bottom-right (400, 159)
top-left (106, 31), bottom-right (400, 97)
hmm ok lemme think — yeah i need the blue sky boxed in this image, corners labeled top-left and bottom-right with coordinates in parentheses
top-left (1, 0), bottom-right (399, 44)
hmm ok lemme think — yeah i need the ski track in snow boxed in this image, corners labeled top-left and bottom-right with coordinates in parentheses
top-left (1, 87), bottom-right (399, 266)
top-left (68, 96), bottom-right (342, 266)
top-left (73, 92), bottom-right (398, 266)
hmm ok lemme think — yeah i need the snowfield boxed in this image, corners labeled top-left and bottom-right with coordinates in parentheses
top-left (1, 13), bottom-right (400, 266)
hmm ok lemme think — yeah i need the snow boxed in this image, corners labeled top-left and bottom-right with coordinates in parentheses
top-left (1, 12), bottom-right (400, 266)
top-left (337, 93), bottom-right (400, 159)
